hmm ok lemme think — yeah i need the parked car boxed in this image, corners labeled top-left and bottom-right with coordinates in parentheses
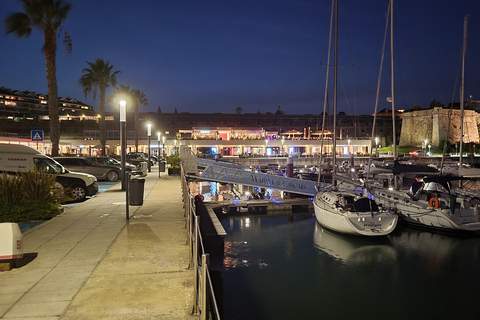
top-left (86, 156), bottom-right (137, 172)
top-left (54, 156), bottom-right (122, 182)
top-left (0, 145), bottom-right (98, 202)
top-left (127, 152), bottom-right (155, 166)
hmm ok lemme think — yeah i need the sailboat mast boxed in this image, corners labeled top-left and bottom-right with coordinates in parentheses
top-left (390, 0), bottom-right (397, 160)
top-left (332, 0), bottom-right (338, 185)
top-left (317, 0), bottom-right (335, 187)
top-left (459, 15), bottom-right (468, 171)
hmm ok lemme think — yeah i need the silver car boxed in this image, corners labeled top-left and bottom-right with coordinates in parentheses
top-left (54, 157), bottom-right (122, 182)
top-left (86, 156), bottom-right (137, 172)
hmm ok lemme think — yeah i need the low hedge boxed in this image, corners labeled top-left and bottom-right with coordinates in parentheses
top-left (0, 201), bottom-right (60, 223)
top-left (0, 169), bottom-right (63, 223)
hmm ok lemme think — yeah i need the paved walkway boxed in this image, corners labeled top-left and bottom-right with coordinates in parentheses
top-left (0, 167), bottom-right (197, 319)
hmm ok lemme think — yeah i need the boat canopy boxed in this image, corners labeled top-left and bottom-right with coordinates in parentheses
top-left (352, 198), bottom-right (380, 212)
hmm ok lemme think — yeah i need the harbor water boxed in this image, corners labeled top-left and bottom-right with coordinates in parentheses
top-left (212, 214), bottom-right (480, 320)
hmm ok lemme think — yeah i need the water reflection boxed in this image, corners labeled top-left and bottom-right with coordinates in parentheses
top-left (389, 227), bottom-right (480, 276)
top-left (313, 224), bottom-right (397, 267)
top-left (219, 214), bottom-right (480, 320)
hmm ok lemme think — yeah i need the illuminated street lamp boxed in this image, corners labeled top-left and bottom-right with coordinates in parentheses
top-left (147, 123), bottom-right (151, 172)
top-left (157, 132), bottom-right (161, 178)
top-left (120, 100), bottom-right (127, 191)
top-left (162, 136), bottom-right (165, 157)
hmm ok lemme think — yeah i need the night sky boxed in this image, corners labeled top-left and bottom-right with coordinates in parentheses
top-left (1, 0), bottom-right (479, 116)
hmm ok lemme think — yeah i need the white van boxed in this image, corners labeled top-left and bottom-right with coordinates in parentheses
top-left (0, 144), bottom-right (98, 201)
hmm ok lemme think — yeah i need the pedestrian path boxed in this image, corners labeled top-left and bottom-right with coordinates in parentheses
top-left (0, 167), bottom-right (196, 319)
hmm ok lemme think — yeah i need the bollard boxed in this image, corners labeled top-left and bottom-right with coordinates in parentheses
top-left (287, 156), bottom-right (294, 178)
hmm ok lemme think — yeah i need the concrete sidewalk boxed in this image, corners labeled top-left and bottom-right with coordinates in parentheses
top-left (0, 167), bottom-right (196, 319)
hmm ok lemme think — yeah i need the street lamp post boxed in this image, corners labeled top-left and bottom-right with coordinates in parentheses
top-left (120, 100), bottom-right (129, 220)
top-left (157, 132), bottom-right (161, 178)
top-left (162, 136), bottom-right (165, 158)
top-left (147, 123), bottom-right (151, 172)
top-left (120, 100), bottom-right (127, 191)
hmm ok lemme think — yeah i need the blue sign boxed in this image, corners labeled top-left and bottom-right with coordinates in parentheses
top-left (31, 130), bottom-right (44, 141)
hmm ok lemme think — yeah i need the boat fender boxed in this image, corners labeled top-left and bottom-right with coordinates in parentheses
top-left (429, 198), bottom-right (439, 209)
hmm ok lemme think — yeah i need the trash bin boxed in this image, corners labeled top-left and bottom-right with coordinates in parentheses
top-left (138, 162), bottom-right (148, 175)
top-left (129, 175), bottom-right (145, 206)
top-left (159, 160), bottom-right (166, 172)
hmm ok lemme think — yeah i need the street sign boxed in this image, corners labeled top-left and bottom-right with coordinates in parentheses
top-left (31, 130), bottom-right (44, 141)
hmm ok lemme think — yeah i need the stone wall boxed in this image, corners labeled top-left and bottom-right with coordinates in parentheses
top-left (399, 107), bottom-right (480, 147)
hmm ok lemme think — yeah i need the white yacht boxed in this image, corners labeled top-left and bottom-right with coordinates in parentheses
top-left (313, 0), bottom-right (397, 237)
top-left (370, 177), bottom-right (480, 232)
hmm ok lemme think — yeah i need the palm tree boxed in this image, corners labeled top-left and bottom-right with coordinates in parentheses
top-left (79, 58), bottom-right (120, 155)
top-left (5, 0), bottom-right (72, 157)
top-left (110, 84), bottom-right (134, 107)
top-left (132, 90), bottom-right (149, 152)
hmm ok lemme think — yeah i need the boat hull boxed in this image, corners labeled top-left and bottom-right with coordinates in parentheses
top-left (313, 192), bottom-right (398, 236)
top-left (372, 188), bottom-right (480, 232)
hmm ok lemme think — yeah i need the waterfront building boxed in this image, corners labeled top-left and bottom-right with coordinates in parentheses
top-left (0, 86), bottom-right (403, 156)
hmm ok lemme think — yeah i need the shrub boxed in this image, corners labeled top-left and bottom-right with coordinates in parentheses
top-left (0, 172), bottom-right (24, 205)
top-left (0, 202), bottom-right (60, 223)
top-left (167, 153), bottom-right (181, 168)
top-left (19, 168), bottom-right (63, 203)
top-left (0, 168), bottom-right (62, 223)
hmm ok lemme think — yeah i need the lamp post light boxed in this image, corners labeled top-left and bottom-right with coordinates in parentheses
top-left (120, 100), bottom-right (127, 191)
top-left (162, 136), bottom-right (165, 158)
top-left (157, 132), bottom-right (161, 157)
top-left (147, 123), bottom-right (151, 172)
top-left (120, 100), bottom-right (129, 220)
top-left (157, 132), bottom-right (161, 178)
top-left (428, 144), bottom-right (431, 156)
top-left (375, 137), bottom-right (379, 155)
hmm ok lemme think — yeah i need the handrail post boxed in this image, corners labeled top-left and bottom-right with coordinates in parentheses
top-left (201, 253), bottom-right (210, 320)
top-left (191, 216), bottom-right (200, 314)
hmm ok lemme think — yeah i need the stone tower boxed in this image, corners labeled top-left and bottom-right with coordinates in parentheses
top-left (399, 107), bottom-right (480, 147)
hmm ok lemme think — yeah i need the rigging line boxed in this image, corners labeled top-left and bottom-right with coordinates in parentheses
top-left (394, 0), bottom-right (421, 107)
top-left (440, 39), bottom-right (463, 169)
top-left (317, 0), bottom-right (335, 188)
top-left (367, 0), bottom-right (390, 181)
top-left (342, 2), bottom-right (359, 138)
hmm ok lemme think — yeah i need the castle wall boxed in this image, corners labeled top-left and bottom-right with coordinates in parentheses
top-left (399, 107), bottom-right (480, 147)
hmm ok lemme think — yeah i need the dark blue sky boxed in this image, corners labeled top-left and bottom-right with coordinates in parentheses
top-left (1, 0), bottom-right (479, 115)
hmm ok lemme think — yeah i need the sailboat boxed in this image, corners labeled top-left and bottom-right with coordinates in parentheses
top-left (313, 0), bottom-right (398, 236)
top-left (367, 5), bottom-right (480, 233)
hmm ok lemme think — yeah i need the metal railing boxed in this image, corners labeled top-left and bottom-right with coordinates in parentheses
top-left (182, 164), bottom-right (221, 320)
